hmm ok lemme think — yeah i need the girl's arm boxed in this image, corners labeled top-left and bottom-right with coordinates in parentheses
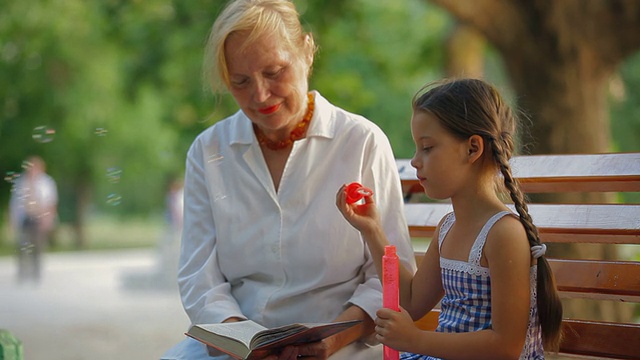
top-left (405, 230), bottom-right (444, 320)
top-left (378, 215), bottom-right (532, 360)
top-left (335, 188), bottom-right (443, 318)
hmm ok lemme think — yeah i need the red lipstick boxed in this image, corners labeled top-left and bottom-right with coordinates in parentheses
top-left (258, 104), bottom-right (281, 115)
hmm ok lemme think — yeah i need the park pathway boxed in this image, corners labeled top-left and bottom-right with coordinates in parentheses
top-left (0, 249), bottom-right (190, 360)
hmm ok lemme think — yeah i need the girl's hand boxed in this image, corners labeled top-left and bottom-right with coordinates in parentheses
top-left (374, 307), bottom-right (420, 353)
top-left (335, 184), bottom-right (380, 234)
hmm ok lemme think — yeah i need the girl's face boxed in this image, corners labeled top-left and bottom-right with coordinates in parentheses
top-left (224, 30), bottom-right (312, 139)
top-left (410, 111), bottom-right (471, 200)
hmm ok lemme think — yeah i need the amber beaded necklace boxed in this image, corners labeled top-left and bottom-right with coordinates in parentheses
top-left (254, 92), bottom-right (314, 151)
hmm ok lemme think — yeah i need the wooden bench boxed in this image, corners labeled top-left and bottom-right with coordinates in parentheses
top-left (396, 152), bottom-right (640, 359)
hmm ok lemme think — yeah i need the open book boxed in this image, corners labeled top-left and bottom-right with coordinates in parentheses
top-left (185, 319), bottom-right (362, 360)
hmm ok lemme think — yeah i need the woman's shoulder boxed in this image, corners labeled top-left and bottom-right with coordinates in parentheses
top-left (333, 107), bottom-right (390, 146)
top-left (201, 110), bottom-right (245, 133)
top-left (192, 110), bottom-right (249, 143)
top-left (310, 92), bottom-right (391, 152)
top-left (315, 91), bottom-right (382, 132)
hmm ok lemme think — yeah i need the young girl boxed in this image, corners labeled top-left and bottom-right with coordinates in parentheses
top-left (336, 78), bottom-right (563, 360)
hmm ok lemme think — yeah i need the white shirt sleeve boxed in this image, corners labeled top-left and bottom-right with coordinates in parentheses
top-left (178, 139), bottom-right (246, 324)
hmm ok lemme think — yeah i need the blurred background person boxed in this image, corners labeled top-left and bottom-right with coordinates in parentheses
top-left (9, 155), bottom-right (58, 284)
top-left (157, 175), bottom-right (184, 285)
top-left (120, 175), bottom-right (184, 291)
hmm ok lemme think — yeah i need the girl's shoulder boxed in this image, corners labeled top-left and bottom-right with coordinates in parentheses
top-left (488, 212), bottom-right (526, 238)
top-left (483, 213), bottom-right (530, 263)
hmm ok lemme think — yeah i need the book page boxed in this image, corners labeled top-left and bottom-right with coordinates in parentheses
top-left (189, 319), bottom-right (361, 359)
top-left (193, 320), bottom-right (267, 349)
top-left (251, 324), bottom-right (307, 348)
top-left (251, 320), bottom-right (361, 349)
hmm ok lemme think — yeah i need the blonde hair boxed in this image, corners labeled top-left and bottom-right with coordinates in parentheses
top-left (204, 0), bottom-right (317, 94)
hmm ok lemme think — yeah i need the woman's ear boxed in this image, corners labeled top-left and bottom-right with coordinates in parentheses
top-left (304, 34), bottom-right (315, 68)
top-left (467, 135), bottom-right (484, 164)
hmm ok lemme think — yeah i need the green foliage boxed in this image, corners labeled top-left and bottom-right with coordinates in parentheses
top-left (308, 0), bottom-right (451, 158)
top-left (1, 0), bottom-right (639, 237)
top-left (0, 0), bottom-right (448, 226)
top-left (611, 52), bottom-right (640, 153)
top-left (610, 52), bottom-right (640, 203)
top-left (0, 0), bottom-right (225, 222)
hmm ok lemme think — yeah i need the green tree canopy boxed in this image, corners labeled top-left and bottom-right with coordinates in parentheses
top-left (1, 0), bottom-right (638, 247)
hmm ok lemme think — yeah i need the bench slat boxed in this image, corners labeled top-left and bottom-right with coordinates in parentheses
top-left (549, 259), bottom-right (640, 302)
top-left (417, 310), bottom-right (640, 360)
top-left (415, 254), bottom-right (640, 302)
top-left (397, 153), bottom-right (640, 194)
top-left (560, 319), bottom-right (640, 359)
top-left (413, 310), bottom-right (439, 331)
top-left (405, 203), bottom-right (640, 244)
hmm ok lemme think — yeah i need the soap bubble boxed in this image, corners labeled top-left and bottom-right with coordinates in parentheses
top-left (106, 167), bottom-right (122, 184)
top-left (207, 153), bottom-right (224, 163)
top-left (32, 126), bottom-right (55, 143)
top-left (18, 242), bottom-right (35, 255)
top-left (207, 152), bottom-right (228, 202)
top-left (4, 171), bottom-right (20, 184)
top-left (106, 193), bottom-right (122, 206)
top-left (21, 160), bottom-right (34, 170)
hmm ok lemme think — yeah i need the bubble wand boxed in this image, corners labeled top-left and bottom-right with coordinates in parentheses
top-left (345, 182), bottom-right (373, 204)
top-left (383, 245), bottom-right (400, 360)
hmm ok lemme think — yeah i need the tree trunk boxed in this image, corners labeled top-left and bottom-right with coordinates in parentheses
top-left (503, 55), bottom-right (612, 155)
top-left (444, 23), bottom-right (485, 79)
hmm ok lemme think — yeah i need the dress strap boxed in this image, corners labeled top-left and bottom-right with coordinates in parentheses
top-left (468, 211), bottom-right (513, 266)
top-left (438, 212), bottom-right (456, 251)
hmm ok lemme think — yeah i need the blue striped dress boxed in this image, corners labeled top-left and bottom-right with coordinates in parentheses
top-left (401, 211), bottom-right (544, 360)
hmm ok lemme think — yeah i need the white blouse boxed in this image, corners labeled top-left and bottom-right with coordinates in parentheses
top-left (178, 91), bottom-right (416, 332)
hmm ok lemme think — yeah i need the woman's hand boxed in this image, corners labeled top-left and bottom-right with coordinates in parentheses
top-left (263, 337), bottom-right (334, 359)
top-left (293, 337), bottom-right (334, 359)
top-left (262, 345), bottom-right (299, 360)
top-left (335, 184), bottom-right (381, 235)
top-left (374, 307), bottom-right (420, 353)
top-left (222, 317), bottom-right (244, 323)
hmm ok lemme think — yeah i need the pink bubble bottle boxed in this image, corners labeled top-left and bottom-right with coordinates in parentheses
top-left (383, 245), bottom-right (400, 360)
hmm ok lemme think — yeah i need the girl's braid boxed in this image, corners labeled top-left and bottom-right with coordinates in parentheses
top-left (490, 134), bottom-right (563, 350)
top-left (490, 134), bottom-right (540, 247)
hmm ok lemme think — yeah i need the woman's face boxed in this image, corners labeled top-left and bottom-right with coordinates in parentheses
top-left (410, 111), bottom-right (470, 200)
top-left (224, 30), bottom-right (311, 138)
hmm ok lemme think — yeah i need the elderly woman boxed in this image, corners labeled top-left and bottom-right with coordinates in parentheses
top-left (161, 1), bottom-right (415, 359)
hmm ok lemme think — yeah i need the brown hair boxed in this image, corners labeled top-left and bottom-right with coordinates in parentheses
top-left (413, 78), bottom-right (563, 350)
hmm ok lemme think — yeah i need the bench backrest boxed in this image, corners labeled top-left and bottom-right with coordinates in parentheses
top-left (397, 152), bottom-right (640, 359)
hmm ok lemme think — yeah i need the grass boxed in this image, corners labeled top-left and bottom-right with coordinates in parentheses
top-left (0, 213), bottom-right (164, 256)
